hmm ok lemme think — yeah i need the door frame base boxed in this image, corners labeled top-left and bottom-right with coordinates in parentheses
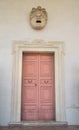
top-left (11, 40), bottom-right (66, 124)
top-left (9, 121), bottom-right (67, 126)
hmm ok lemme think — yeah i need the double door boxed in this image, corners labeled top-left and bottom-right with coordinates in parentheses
top-left (21, 53), bottom-right (55, 120)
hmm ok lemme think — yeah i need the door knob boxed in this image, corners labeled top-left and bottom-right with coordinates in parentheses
top-left (28, 80), bottom-right (32, 83)
top-left (44, 80), bottom-right (48, 84)
top-left (35, 83), bottom-right (37, 86)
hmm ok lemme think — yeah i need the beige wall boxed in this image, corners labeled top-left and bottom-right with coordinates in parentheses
top-left (0, 0), bottom-right (79, 125)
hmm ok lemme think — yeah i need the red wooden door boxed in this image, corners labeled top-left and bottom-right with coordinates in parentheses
top-left (21, 53), bottom-right (55, 121)
top-left (39, 54), bottom-right (55, 120)
top-left (21, 53), bottom-right (39, 120)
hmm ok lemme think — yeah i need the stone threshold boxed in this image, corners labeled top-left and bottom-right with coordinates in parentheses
top-left (9, 121), bottom-right (67, 126)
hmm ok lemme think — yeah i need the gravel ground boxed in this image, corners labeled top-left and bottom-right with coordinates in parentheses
top-left (0, 126), bottom-right (79, 130)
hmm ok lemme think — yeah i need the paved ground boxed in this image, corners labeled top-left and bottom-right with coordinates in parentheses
top-left (0, 126), bottom-right (79, 130)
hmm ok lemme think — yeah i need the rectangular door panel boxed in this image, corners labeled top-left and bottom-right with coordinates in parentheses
top-left (23, 53), bottom-right (38, 60)
top-left (40, 62), bottom-right (52, 77)
top-left (23, 61), bottom-right (37, 77)
top-left (40, 86), bottom-right (53, 103)
top-left (40, 53), bottom-right (53, 61)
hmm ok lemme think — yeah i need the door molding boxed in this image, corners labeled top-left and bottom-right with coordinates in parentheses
top-left (11, 40), bottom-right (66, 124)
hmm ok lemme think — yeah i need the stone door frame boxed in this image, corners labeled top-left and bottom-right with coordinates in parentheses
top-left (10, 40), bottom-right (66, 125)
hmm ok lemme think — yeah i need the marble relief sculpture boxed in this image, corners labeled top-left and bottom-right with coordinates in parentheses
top-left (30, 6), bottom-right (48, 30)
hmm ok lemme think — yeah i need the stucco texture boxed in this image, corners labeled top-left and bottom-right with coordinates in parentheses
top-left (0, 0), bottom-right (79, 125)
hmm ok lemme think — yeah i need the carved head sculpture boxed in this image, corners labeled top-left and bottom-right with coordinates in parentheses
top-left (30, 6), bottom-right (48, 30)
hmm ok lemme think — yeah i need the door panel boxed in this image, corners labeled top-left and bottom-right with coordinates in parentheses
top-left (21, 53), bottom-right (55, 120)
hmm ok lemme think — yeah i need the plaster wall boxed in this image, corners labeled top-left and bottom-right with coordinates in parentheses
top-left (0, 0), bottom-right (79, 125)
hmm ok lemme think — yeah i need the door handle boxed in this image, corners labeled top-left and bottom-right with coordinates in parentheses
top-left (44, 80), bottom-right (48, 84)
top-left (28, 80), bottom-right (32, 83)
top-left (35, 83), bottom-right (37, 86)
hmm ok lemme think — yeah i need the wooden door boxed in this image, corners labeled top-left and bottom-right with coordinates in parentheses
top-left (21, 53), bottom-right (39, 120)
top-left (39, 54), bottom-right (55, 120)
top-left (21, 53), bottom-right (55, 121)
